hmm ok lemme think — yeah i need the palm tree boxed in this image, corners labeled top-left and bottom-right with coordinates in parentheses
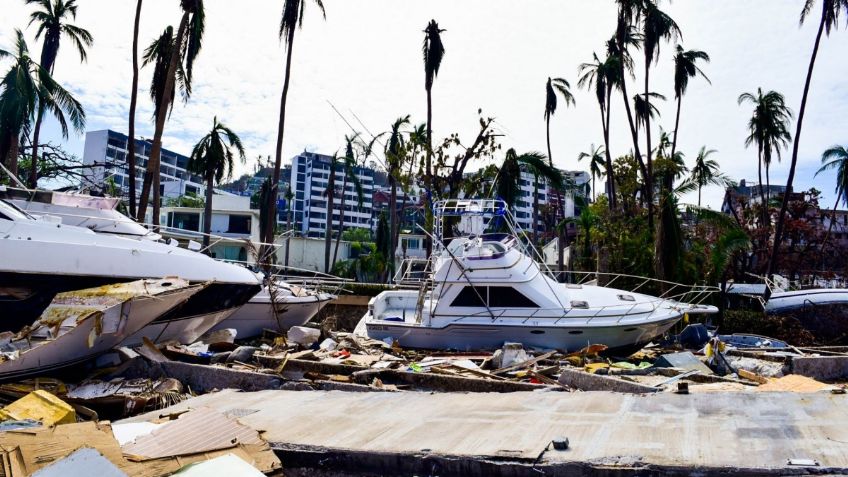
top-left (323, 153), bottom-right (339, 273)
top-left (127, 0), bottom-right (143, 218)
top-left (187, 116), bottom-right (246, 250)
top-left (738, 88), bottom-right (792, 224)
top-left (386, 115), bottom-right (410, 260)
top-left (136, 0), bottom-right (204, 226)
top-left (641, 0), bottom-right (680, 229)
top-left (0, 30), bottom-right (84, 180)
top-left (633, 91), bottom-right (665, 135)
top-left (422, 19), bottom-right (445, 254)
top-left (263, 0), bottom-right (326, 253)
top-left (815, 145), bottom-right (848, 256)
top-left (544, 77), bottom-right (575, 166)
top-left (770, 0), bottom-right (848, 278)
top-left (332, 134), bottom-right (365, 267)
top-left (24, 0), bottom-right (92, 189)
top-left (577, 144), bottom-right (606, 200)
top-left (495, 148), bottom-right (563, 244)
top-left (670, 45), bottom-right (710, 160)
top-left (688, 146), bottom-right (730, 208)
top-left (578, 53), bottom-right (617, 209)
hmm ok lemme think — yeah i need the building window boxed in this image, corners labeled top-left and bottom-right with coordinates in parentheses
top-left (168, 212), bottom-right (200, 232)
top-left (401, 237), bottom-right (421, 250)
top-left (227, 215), bottom-right (251, 234)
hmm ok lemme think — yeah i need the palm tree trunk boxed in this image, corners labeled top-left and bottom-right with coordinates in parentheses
top-left (424, 87), bottom-right (434, 256)
top-left (284, 204), bottom-right (292, 268)
top-left (7, 136), bottom-right (19, 177)
top-left (769, 3), bottom-right (827, 279)
top-left (765, 161), bottom-right (771, 228)
top-left (671, 95), bottom-right (682, 161)
top-left (698, 185), bottom-right (702, 209)
top-left (545, 116), bottom-right (552, 166)
top-left (324, 177), bottom-right (335, 274)
top-left (532, 176), bottom-right (540, 245)
top-left (203, 173), bottom-right (213, 250)
top-left (757, 147), bottom-right (766, 226)
top-left (127, 0), bottom-right (142, 219)
top-left (332, 174), bottom-right (347, 266)
top-left (603, 86), bottom-right (617, 209)
top-left (137, 11), bottom-right (189, 228)
top-left (389, 174), bottom-right (397, 262)
top-left (644, 56), bottom-right (654, 234)
top-left (592, 175), bottom-right (596, 201)
top-left (29, 107), bottom-right (44, 188)
top-left (617, 62), bottom-right (648, 201)
top-left (264, 24), bottom-right (297, 261)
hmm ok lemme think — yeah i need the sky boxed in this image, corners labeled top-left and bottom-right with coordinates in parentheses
top-left (1, 0), bottom-right (846, 210)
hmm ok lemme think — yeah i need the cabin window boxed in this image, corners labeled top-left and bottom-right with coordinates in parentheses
top-left (451, 286), bottom-right (488, 307)
top-left (488, 287), bottom-right (539, 308)
top-left (451, 286), bottom-right (538, 308)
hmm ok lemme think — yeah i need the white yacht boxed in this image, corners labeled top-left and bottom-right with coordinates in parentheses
top-left (0, 198), bottom-right (261, 344)
top-left (2, 187), bottom-right (336, 339)
top-left (359, 200), bottom-right (718, 353)
top-left (210, 280), bottom-right (335, 338)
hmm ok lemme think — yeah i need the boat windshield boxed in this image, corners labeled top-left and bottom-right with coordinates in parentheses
top-left (0, 199), bottom-right (33, 221)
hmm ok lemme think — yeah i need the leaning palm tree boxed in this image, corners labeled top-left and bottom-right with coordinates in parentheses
top-left (770, 0), bottom-right (848, 278)
top-left (688, 147), bottom-right (729, 208)
top-left (24, 0), bottom-right (92, 188)
top-left (544, 77), bottom-right (575, 166)
top-left (332, 134), bottom-right (364, 267)
top-left (136, 0), bottom-right (204, 226)
top-left (422, 20), bottom-right (445, 200)
top-left (578, 53), bottom-right (617, 209)
top-left (263, 0), bottom-right (326, 251)
top-left (187, 116), bottom-right (246, 250)
top-left (126, 0), bottom-right (143, 217)
top-left (670, 45), bottom-right (710, 160)
top-left (323, 153), bottom-right (339, 273)
top-left (494, 148), bottom-right (563, 245)
top-left (633, 91), bottom-right (665, 135)
top-left (641, 0), bottom-right (680, 228)
top-left (577, 144), bottom-right (606, 200)
top-left (815, 145), bottom-right (848, 256)
top-left (385, 115), bottom-right (409, 259)
top-left (0, 30), bottom-right (84, 180)
top-left (738, 88), bottom-right (792, 223)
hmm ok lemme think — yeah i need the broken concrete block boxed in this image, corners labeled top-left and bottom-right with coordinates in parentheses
top-left (653, 352), bottom-right (713, 375)
top-left (501, 342), bottom-right (528, 369)
top-left (790, 356), bottom-right (848, 381)
top-left (558, 368), bottom-right (659, 393)
top-left (226, 346), bottom-right (257, 364)
top-left (287, 326), bottom-right (321, 347)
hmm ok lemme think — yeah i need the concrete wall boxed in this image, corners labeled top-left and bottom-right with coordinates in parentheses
top-left (275, 236), bottom-right (352, 272)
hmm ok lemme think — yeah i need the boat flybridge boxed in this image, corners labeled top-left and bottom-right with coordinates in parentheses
top-left (360, 199), bottom-right (718, 353)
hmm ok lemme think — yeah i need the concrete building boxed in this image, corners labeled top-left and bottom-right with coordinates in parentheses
top-left (289, 151), bottom-right (375, 238)
top-left (82, 130), bottom-right (205, 203)
top-left (504, 168), bottom-right (590, 237)
top-left (159, 194), bottom-right (261, 263)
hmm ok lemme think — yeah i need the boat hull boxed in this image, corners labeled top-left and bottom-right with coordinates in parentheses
top-left (211, 293), bottom-right (334, 339)
top-left (361, 312), bottom-right (683, 353)
top-left (0, 281), bottom-right (201, 380)
top-left (123, 307), bottom-right (239, 346)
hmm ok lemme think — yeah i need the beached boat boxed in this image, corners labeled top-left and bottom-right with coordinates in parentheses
top-left (0, 198), bottom-right (260, 343)
top-left (3, 188), bottom-right (337, 341)
top-left (210, 281), bottom-right (335, 338)
top-left (0, 279), bottom-right (203, 380)
top-left (358, 199), bottom-right (717, 352)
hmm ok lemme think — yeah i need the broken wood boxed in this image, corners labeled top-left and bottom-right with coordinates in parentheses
top-left (492, 351), bottom-right (556, 375)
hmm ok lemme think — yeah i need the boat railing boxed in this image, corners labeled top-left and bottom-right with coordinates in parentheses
top-left (436, 287), bottom-right (715, 325)
top-left (549, 270), bottom-right (718, 305)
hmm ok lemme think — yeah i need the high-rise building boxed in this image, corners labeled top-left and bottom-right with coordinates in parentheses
top-left (290, 151), bottom-right (375, 238)
top-left (82, 130), bottom-right (205, 201)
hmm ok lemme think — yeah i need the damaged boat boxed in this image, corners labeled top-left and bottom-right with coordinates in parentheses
top-left (359, 199), bottom-right (718, 352)
top-left (0, 197), bottom-right (261, 344)
top-left (0, 279), bottom-right (203, 380)
top-left (211, 280), bottom-right (335, 338)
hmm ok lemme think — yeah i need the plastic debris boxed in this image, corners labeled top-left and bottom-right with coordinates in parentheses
top-left (0, 390), bottom-right (76, 426)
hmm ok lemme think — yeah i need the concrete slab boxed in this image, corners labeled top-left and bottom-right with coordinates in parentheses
top-left (121, 389), bottom-right (848, 475)
top-left (558, 367), bottom-right (660, 393)
top-left (791, 356), bottom-right (848, 380)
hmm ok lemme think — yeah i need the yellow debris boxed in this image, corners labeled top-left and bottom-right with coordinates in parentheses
top-left (585, 362), bottom-right (610, 374)
top-left (0, 390), bottom-right (76, 426)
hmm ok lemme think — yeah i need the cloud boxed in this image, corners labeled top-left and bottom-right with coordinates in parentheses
top-left (1, 0), bottom-right (845, 209)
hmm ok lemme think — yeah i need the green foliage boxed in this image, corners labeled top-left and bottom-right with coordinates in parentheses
top-left (342, 227), bottom-right (372, 242)
top-left (165, 193), bottom-right (204, 208)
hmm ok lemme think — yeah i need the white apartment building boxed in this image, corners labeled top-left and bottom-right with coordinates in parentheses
top-left (290, 152), bottom-right (375, 238)
top-left (82, 130), bottom-right (205, 203)
top-left (512, 168), bottom-right (590, 234)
